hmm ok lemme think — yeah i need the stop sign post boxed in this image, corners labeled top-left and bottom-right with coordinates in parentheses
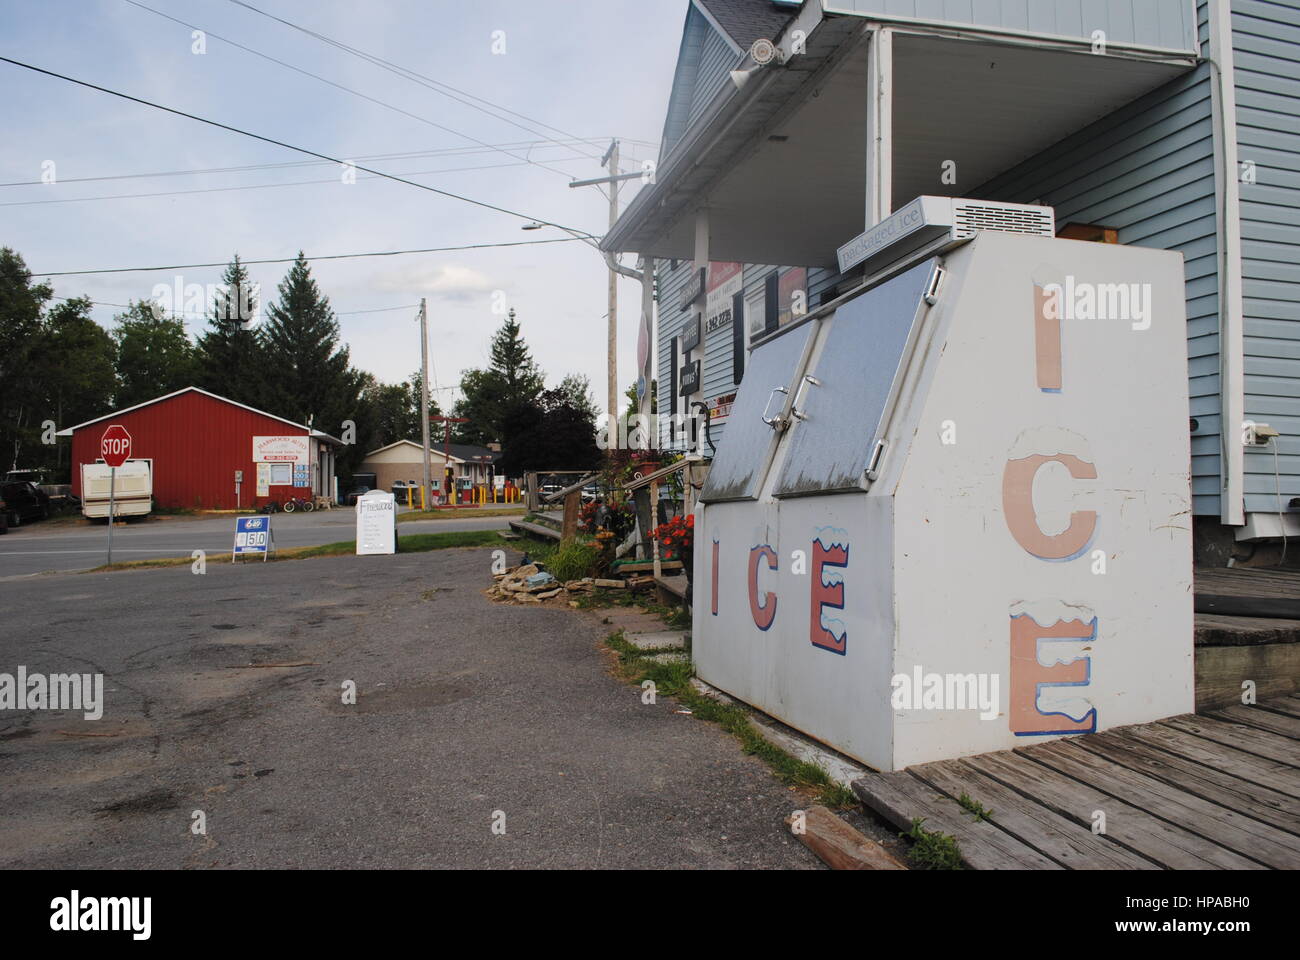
top-left (100, 425), bottom-right (131, 565)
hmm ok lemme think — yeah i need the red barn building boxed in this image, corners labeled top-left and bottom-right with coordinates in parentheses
top-left (59, 387), bottom-right (343, 510)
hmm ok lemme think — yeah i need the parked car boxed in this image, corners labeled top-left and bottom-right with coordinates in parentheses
top-left (0, 480), bottom-right (51, 527)
top-left (345, 485), bottom-right (372, 506)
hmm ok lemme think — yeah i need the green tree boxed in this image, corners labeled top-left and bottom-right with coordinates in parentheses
top-left (498, 384), bottom-right (600, 477)
top-left (0, 248), bottom-right (53, 471)
top-left (452, 308), bottom-right (545, 445)
top-left (112, 302), bottom-right (198, 408)
top-left (32, 297), bottom-right (116, 478)
top-left (357, 370), bottom-right (438, 452)
top-left (260, 252), bottom-right (364, 468)
top-left (194, 255), bottom-right (264, 407)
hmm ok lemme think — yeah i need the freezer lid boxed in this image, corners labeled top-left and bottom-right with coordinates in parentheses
top-left (700, 322), bottom-right (816, 503)
top-left (774, 259), bottom-right (937, 498)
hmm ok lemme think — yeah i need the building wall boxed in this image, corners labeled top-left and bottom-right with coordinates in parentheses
top-left (973, 0), bottom-right (1222, 515)
top-left (822, 0), bottom-right (1199, 51)
top-left (656, 257), bottom-right (841, 452)
top-left (662, 4), bottom-right (742, 157)
top-left (69, 391), bottom-right (319, 510)
top-left (1234, 0), bottom-right (1300, 514)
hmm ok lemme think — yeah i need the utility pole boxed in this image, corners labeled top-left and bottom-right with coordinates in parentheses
top-left (605, 139), bottom-right (620, 427)
top-left (418, 298), bottom-right (433, 510)
top-left (569, 139), bottom-right (645, 429)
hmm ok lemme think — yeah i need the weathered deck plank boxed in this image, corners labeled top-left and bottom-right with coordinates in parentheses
top-left (851, 770), bottom-right (1060, 870)
top-left (1074, 731), bottom-right (1300, 835)
top-left (908, 759), bottom-right (1157, 869)
top-left (1264, 698), bottom-right (1300, 720)
top-left (1163, 715), bottom-right (1300, 767)
top-left (1117, 722), bottom-right (1300, 797)
top-left (963, 750), bottom-right (1263, 869)
top-left (1209, 704), bottom-right (1300, 741)
top-left (1025, 740), bottom-right (1300, 869)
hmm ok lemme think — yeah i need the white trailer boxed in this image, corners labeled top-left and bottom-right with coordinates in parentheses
top-left (694, 205), bottom-right (1193, 772)
top-left (81, 460), bottom-right (153, 519)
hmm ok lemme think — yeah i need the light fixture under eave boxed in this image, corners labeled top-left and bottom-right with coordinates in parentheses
top-left (730, 37), bottom-right (783, 90)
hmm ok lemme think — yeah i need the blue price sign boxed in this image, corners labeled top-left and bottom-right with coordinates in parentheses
top-left (233, 516), bottom-right (273, 562)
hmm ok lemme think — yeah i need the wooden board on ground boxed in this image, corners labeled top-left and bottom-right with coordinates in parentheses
top-left (786, 806), bottom-right (907, 870)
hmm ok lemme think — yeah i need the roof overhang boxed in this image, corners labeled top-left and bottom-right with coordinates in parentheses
top-left (55, 385), bottom-right (344, 445)
top-left (605, 11), bottom-right (1199, 267)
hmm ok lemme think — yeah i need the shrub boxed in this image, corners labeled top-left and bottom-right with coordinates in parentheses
top-left (546, 538), bottom-right (603, 582)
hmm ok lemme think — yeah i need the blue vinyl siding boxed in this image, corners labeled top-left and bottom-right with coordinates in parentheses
top-left (822, 0), bottom-right (1199, 51)
top-left (656, 259), bottom-right (840, 452)
top-left (661, 5), bottom-right (741, 158)
top-left (973, 1), bottom-right (1220, 514)
top-left (1234, 0), bottom-right (1300, 514)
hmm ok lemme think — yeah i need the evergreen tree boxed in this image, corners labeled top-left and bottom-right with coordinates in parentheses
top-left (194, 255), bottom-right (264, 406)
top-left (452, 309), bottom-right (544, 445)
top-left (260, 252), bottom-right (363, 465)
top-left (112, 302), bottom-right (198, 408)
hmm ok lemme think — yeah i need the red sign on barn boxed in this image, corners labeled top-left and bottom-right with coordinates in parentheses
top-left (100, 425), bottom-right (132, 468)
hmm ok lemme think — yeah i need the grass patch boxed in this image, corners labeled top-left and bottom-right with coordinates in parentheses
top-left (85, 530), bottom-right (508, 573)
top-left (900, 818), bottom-right (964, 870)
top-left (957, 793), bottom-right (994, 823)
top-left (397, 507), bottom-right (525, 523)
top-left (545, 539), bottom-right (603, 582)
top-left (602, 630), bottom-right (854, 810)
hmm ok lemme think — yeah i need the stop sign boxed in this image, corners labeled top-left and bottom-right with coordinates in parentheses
top-left (100, 425), bottom-right (132, 468)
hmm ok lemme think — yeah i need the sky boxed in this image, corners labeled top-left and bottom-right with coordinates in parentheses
top-left (0, 0), bottom-right (687, 413)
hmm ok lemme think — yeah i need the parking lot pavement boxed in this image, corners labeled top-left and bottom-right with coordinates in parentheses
top-left (0, 547), bottom-right (819, 869)
top-left (0, 509), bottom-right (515, 578)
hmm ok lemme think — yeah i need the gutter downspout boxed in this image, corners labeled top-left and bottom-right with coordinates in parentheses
top-left (1208, 0), bottom-right (1246, 527)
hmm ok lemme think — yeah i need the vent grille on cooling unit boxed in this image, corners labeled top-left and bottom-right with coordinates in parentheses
top-left (952, 202), bottom-right (1056, 239)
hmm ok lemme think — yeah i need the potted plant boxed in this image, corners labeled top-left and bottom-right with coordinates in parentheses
top-left (651, 512), bottom-right (695, 605)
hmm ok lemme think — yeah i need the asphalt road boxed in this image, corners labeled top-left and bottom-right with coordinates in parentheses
top-left (0, 508), bottom-right (516, 578)
top-left (0, 547), bottom-right (819, 869)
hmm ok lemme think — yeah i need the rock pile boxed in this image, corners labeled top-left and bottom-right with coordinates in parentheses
top-left (487, 565), bottom-right (627, 605)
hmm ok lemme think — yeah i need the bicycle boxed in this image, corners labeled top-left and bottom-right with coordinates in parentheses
top-left (281, 496), bottom-right (315, 513)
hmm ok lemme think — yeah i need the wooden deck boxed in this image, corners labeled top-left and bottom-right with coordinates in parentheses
top-left (853, 696), bottom-right (1300, 869)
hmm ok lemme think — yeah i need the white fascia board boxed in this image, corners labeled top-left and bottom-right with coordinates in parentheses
top-left (1209, 0), bottom-right (1246, 526)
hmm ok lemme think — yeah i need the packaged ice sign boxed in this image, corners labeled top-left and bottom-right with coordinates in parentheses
top-left (356, 490), bottom-right (396, 556)
top-left (233, 516), bottom-right (273, 562)
top-left (695, 216), bottom-right (1193, 771)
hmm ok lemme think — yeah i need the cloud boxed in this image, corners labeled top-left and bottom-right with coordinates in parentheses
top-left (371, 262), bottom-right (496, 302)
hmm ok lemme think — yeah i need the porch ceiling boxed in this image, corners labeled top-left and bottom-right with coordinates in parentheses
top-left (608, 29), bottom-right (1195, 269)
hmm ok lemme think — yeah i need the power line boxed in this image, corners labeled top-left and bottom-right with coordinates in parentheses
top-left (121, 0), bottom-right (587, 181)
top-left (224, 0), bottom-right (610, 165)
top-left (0, 55), bottom-right (599, 241)
top-left (0, 140), bottom-right (617, 189)
top-left (31, 236), bottom-right (586, 277)
top-left (51, 295), bottom-right (420, 319)
top-left (0, 159), bottom-right (539, 208)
